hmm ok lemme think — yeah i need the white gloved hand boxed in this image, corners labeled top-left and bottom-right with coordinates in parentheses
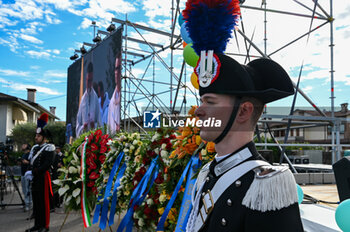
top-left (24, 170), bottom-right (33, 181)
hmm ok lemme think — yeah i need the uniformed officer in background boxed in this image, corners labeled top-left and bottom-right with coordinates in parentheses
top-left (183, 1), bottom-right (304, 231)
top-left (25, 113), bottom-right (55, 232)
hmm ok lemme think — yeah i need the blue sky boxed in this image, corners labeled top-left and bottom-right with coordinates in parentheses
top-left (1, 0), bottom-right (350, 121)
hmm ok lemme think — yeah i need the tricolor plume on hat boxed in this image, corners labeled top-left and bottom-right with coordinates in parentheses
top-left (36, 113), bottom-right (49, 135)
top-left (183, 0), bottom-right (294, 103)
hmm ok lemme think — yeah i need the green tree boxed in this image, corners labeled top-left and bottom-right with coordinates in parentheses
top-left (11, 122), bottom-right (66, 148)
top-left (45, 122), bottom-right (66, 147)
top-left (10, 122), bottom-right (36, 146)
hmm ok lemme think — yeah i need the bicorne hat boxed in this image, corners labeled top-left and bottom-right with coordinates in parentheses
top-left (183, 0), bottom-right (295, 143)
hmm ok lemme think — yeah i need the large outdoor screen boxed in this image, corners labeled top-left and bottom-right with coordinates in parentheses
top-left (66, 27), bottom-right (122, 137)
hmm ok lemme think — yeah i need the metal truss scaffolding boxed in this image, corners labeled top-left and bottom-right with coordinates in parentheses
top-left (86, 0), bottom-right (347, 165)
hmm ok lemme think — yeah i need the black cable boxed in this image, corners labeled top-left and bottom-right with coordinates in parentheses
top-left (303, 193), bottom-right (339, 205)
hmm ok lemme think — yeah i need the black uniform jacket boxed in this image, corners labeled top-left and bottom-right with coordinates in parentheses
top-left (31, 143), bottom-right (55, 190)
top-left (196, 142), bottom-right (304, 232)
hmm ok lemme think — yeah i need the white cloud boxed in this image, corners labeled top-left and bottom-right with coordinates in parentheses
top-left (44, 70), bottom-right (66, 78)
top-left (8, 83), bottom-right (61, 95)
top-left (20, 34), bottom-right (43, 44)
top-left (76, 0), bottom-right (137, 29)
top-left (301, 86), bottom-right (313, 94)
top-left (19, 22), bottom-right (44, 35)
top-left (30, 66), bottom-right (41, 70)
top-left (0, 36), bottom-right (21, 52)
top-left (0, 77), bottom-right (10, 84)
top-left (142, 0), bottom-right (171, 19)
top-left (0, 68), bottom-right (30, 77)
top-left (26, 50), bottom-right (51, 59)
top-left (46, 49), bottom-right (60, 55)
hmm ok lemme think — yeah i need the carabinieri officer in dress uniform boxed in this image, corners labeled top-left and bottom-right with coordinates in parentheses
top-left (25, 113), bottom-right (55, 232)
top-left (183, 1), bottom-right (304, 231)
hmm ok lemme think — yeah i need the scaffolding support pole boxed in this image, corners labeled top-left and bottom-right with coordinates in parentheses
top-left (329, 0), bottom-right (337, 162)
top-left (240, 5), bottom-right (328, 20)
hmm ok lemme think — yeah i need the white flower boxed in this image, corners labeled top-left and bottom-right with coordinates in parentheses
top-left (69, 166), bottom-right (77, 174)
top-left (72, 152), bottom-right (79, 162)
top-left (160, 150), bottom-right (168, 159)
top-left (125, 143), bottom-right (130, 147)
top-left (57, 168), bottom-right (68, 174)
top-left (146, 198), bottom-right (154, 205)
top-left (66, 195), bottom-right (72, 204)
top-left (72, 188), bottom-right (81, 198)
top-left (159, 194), bottom-right (167, 203)
top-left (133, 212), bottom-right (138, 219)
top-left (161, 143), bottom-right (167, 150)
top-left (76, 196), bottom-right (80, 205)
top-left (134, 181), bottom-right (138, 186)
top-left (58, 185), bottom-right (70, 196)
top-left (201, 148), bottom-right (207, 156)
top-left (151, 134), bottom-right (157, 142)
top-left (154, 148), bottom-right (160, 155)
top-left (123, 148), bottom-right (129, 153)
top-left (130, 145), bottom-right (135, 151)
top-left (133, 140), bottom-right (138, 145)
top-left (52, 179), bottom-right (61, 186)
top-left (73, 178), bottom-right (82, 184)
top-left (107, 140), bottom-right (113, 146)
top-left (138, 218), bottom-right (145, 227)
top-left (164, 174), bottom-right (168, 182)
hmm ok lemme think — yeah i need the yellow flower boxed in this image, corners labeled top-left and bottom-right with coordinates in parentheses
top-left (195, 135), bottom-right (202, 145)
top-left (124, 190), bottom-right (130, 196)
top-left (158, 207), bottom-right (165, 215)
top-left (169, 150), bottom-right (176, 159)
top-left (182, 127), bottom-right (191, 137)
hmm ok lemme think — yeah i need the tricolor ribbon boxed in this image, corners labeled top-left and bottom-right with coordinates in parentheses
top-left (81, 138), bottom-right (91, 228)
top-left (156, 154), bottom-right (200, 232)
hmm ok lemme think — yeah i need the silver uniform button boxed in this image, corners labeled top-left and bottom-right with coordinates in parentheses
top-left (221, 218), bottom-right (227, 226)
top-left (206, 176), bottom-right (210, 182)
top-left (235, 180), bottom-right (241, 187)
top-left (227, 199), bottom-right (232, 206)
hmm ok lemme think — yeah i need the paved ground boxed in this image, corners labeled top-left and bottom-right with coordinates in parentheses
top-left (0, 180), bottom-right (134, 232)
top-left (0, 179), bottom-right (340, 231)
top-left (301, 184), bottom-right (339, 208)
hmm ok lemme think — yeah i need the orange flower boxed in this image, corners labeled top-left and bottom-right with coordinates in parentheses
top-left (184, 143), bottom-right (197, 155)
top-left (188, 106), bottom-right (198, 116)
top-left (192, 126), bottom-right (200, 134)
top-left (206, 142), bottom-right (216, 153)
top-left (178, 151), bottom-right (186, 159)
